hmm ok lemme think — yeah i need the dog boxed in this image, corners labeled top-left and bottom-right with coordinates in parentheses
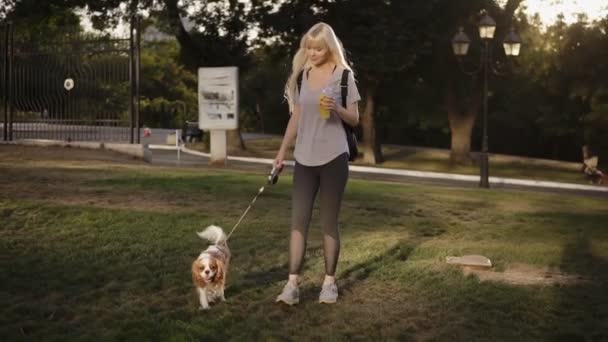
top-left (191, 225), bottom-right (231, 310)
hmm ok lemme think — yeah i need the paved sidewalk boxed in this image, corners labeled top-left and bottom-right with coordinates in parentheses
top-left (4, 138), bottom-right (605, 198)
top-left (148, 145), bottom-right (608, 199)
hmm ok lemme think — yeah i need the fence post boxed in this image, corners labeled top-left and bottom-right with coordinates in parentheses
top-left (2, 23), bottom-right (9, 141)
top-left (6, 22), bottom-right (12, 141)
top-left (176, 129), bottom-right (181, 162)
top-left (129, 16), bottom-right (135, 144)
top-left (135, 16), bottom-right (141, 144)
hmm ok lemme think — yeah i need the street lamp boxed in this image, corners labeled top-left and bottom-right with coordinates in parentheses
top-left (451, 12), bottom-right (521, 188)
top-left (478, 13), bottom-right (496, 39)
top-left (503, 27), bottom-right (522, 57)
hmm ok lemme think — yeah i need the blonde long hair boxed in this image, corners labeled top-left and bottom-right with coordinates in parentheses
top-left (285, 22), bottom-right (353, 110)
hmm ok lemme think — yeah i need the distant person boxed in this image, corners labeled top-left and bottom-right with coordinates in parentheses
top-left (273, 22), bottom-right (361, 305)
top-left (582, 145), bottom-right (604, 184)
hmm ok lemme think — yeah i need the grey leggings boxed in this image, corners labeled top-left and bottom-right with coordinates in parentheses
top-left (289, 153), bottom-right (349, 276)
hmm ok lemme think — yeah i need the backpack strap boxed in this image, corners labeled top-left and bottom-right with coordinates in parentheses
top-left (297, 67), bottom-right (311, 95)
top-left (340, 69), bottom-right (349, 108)
top-left (297, 70), bottom-right (303, 95)
top-left (339, 69), bottom-right (357, 161)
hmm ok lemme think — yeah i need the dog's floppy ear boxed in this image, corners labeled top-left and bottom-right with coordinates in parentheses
top-left (215, 260), bottom-right (226, 287)
top-left (192, 259), bottom-right (205, 286)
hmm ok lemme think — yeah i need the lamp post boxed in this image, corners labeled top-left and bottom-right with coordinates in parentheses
top-left (451, 12), bottom-right (521, 188)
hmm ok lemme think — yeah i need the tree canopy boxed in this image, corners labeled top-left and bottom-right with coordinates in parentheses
top-left (1, 0), bottom-right (607, 163)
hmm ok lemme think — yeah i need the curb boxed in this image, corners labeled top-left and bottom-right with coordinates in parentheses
top-left (168, 145), bottom-right (608, 193)
top-left (5, 140), bottom-right (604, 193)
top-left (1, 139), bottom-right (152, 162)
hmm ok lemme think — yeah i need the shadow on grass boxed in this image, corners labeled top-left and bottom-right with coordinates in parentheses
top-left (338, 241), bottom-right (416, 293)
top-left (335, 218), bottom-right (449, 294)
top-left (229, 264), bottom-right (289, 296)
top-left (4, 163), bottom-right (608, 340)
top-left (548, 224), bottom-right (608, 341)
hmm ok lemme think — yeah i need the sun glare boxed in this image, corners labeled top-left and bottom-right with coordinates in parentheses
top-left (522, 0), bottom-right (608, 25)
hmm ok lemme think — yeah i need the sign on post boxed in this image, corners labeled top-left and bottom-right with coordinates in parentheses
top-left (198, 67), bottom-right (239, 130)
top-left (198, 67), bottom-right (239, 165)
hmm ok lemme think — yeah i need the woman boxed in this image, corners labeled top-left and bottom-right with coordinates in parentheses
top-left (274, 22), bottom-right (360, 305)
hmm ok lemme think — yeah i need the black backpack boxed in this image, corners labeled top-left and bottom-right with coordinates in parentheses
top-left (297, 68), bottom-right (359, 161)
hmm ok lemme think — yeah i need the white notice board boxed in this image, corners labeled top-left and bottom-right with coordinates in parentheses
top-left (198, 67), bottom-right (239, 130)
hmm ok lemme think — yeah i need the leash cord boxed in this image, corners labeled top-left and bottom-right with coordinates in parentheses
top-left (224, 186), bottom-right (265, 242)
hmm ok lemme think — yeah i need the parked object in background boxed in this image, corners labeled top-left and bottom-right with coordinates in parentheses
top-left (182, 121), bottom-right (204, 143)
top-left (166, 132), bottom-right (178, 145)
top-left (582, 145), bottom-right (605, 184)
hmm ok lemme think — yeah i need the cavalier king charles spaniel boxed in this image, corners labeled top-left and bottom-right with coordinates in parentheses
top-left (191, 225), bottom-right (231, 310)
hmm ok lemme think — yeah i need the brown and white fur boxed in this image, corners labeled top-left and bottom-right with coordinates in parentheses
top-left (191, 225), bottom-right (230, 310)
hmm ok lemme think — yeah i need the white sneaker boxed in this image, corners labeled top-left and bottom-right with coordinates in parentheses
top-left (276, 282), bottom-right (299, 305)
top-left (318, 283), bottom-right (338, 304)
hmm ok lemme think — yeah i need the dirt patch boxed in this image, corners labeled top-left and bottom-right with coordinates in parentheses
top-left (462, 263), bottom-right (589, 286)
top-left (0, 144), bottom-right (144, 165)
top-left (0, 167), bottom-right (191, 213)
top-left (0, 145), bottom-right (190, 212)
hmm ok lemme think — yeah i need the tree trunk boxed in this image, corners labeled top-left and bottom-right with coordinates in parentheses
top-left (360, 85), bottom-right (383, 164)
top-left (163, 0), bottom-right (193, 51)
top-left (256, 103), bottom-right (264, 134)
top-left (448, 109), bottom-right (476, 165)
top-left (446, 86), bottom-right (478, 164)
top-left (227, 129), bottom-right (246, 153)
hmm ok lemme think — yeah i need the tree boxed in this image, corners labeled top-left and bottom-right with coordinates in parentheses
top-left (0, 0), bottom-right (82, 33)
top-left (521, 15), bottom-right (608, 161)
top-left (239, 46), bottom-right (292, 134)
top-left (325, 0), bottom-right (440, 164)
top-left (419, 0), bottom-right (524, 164)
top-left (139, 37), bottom-right (198, 128)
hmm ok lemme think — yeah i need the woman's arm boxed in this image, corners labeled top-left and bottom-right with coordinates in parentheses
top-left (335, 102), bottom-right (359, 127)
top-left (279, 106), bottom-right (299, 154)
top-left (274, 106), bottom-right (300, 168)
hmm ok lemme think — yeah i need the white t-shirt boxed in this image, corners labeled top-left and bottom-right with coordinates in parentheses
top-left (293, 67), bottom-right (361, 166)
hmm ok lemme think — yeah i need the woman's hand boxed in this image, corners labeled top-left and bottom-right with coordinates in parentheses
top-left (327, 98), bottom-right (359, 126)
top-left (320, 96), bottom-right (341, 114)
top-left (273, 150), bottom-right (286, 171)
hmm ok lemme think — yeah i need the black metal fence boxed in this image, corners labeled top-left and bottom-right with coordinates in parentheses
top-left (1, 25), bottom-right (7, 141)
top-left (0, 19), bottom-right (140, 143)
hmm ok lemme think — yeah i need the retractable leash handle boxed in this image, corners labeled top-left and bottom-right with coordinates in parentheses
top-left (268, 164), bottom-right (284, 185)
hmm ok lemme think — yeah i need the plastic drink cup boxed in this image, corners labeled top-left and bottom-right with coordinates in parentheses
top-left (319, 87), bottom-right (332, 119)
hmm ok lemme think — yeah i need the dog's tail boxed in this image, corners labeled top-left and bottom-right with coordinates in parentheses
top-left (197, 225), bottom-right (227, 245)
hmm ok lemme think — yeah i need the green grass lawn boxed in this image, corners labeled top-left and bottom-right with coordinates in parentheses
top-left (190, 137), bottom-right (590, 185)
top-left (1, 145), bottom-right (607, 341)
